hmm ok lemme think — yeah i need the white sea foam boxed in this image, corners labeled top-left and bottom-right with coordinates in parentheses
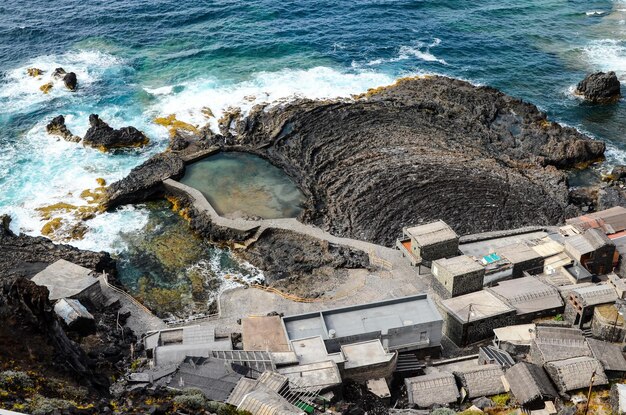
top-left (586, 10), bottom-right (608, 16)
top-left (363, 38), bottom-right (447, 67)
top-left (583, 39), bottom-right (626, 74)
top-left (145, 66), bottom-right (395, 130)
top-left (0, 50), bottom-right (124, 115)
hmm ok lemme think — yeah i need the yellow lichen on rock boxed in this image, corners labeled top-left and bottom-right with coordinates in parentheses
top-left (154, 114), bottom-right (199, 137)
top-left (80, 187), bottom-right (107, 205)
top-left (96, 178), bottom-right (106, 186)
top-left (27, 68), bottom-right (43, 77)
top-left (35, 203), bottom-right (78, 220)
top-left (41, 218), bottom-right (63, 236)
top-left (39, 82), bottom-right (53, 94)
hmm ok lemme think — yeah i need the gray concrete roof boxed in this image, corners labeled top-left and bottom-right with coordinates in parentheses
top-left (405, 220), bottom-right (458, 247)
top-left (243, 316), bottom-right (290, 352)
top-left (498, 243), bottom-right (543, 264)
top-left (341, 340), bottom-right (395, 369)
top-left (432, 255), bottom-right (484, 276)
top-left (278, 360), bottom-right (342, 392)
top-left (31, 259), bottom-right (98, 300)
top-left (488, 276), bottom-right (563, 315)
top-left (289, 336), bottom-right (344, 365)
top-left (441, 290), bottom-right (514, 323)
top-left (493, 324), bottom-right (536, 345)
top-left (283, 294), bottom-right (442, 341)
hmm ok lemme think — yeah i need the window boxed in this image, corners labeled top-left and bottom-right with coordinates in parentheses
top-left (420, 331), bottom-right (428, 341)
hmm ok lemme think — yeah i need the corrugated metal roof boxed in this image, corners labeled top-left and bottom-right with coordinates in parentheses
top-left (479, 346), bottom-right (515, 367)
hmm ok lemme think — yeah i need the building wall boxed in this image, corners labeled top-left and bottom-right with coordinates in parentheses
top-left (341, 352), bottom-right (398, 383)
top-left (73, 281), bottom-right (105, 307)
top-left (433, 263), bottom-right (484, 297)
top-left (414, 238), bottom-right (459, 264)
top-left (511, 257), bottom-right (544, 279)
top-left (582, 245), bottom-right (616, 275)
top-left (515, 306), bottom-right (565, 325)
top-left (444, 311), bottom-right (516, 346)
top-left (592, 308), bottom-right (626, 342)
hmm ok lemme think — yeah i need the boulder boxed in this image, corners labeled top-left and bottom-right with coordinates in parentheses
top-left (63, 72), bottom-right (78, 91)
top-left (612, 165), bottom-right (626, 181)
top-left (46, 115), bottom-right (81, 143)
top-left (575, 71), bottom-right (621, 103)
top-left (83, 114), bottom-right (149, 151)
top-left (52, 67), bottom-right (67, 79)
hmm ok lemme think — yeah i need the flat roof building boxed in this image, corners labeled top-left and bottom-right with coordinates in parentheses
top-left (432, 255), bottom-right (485, 298)
top-left (441, 290), bottom-right (516, 346)
top-left (397, 220), bottom-right (459, 266)
top-left (282, 294), bottom-right (443, 356)
top-left (497, 243), bottom-right (544, 278)
top-left (31, 259), bottom-right (103, 304)
top-left (242, 316), bottom-right (291, 352)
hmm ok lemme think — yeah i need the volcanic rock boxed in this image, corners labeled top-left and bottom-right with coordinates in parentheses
top-left (46, 115), bottom-right (81, 143)
top-left (238, 228), bottom-right (369, 283)
top-left (575, 71), bottom-right (621, 103)
top-left (83, 114), bottom-right (149, 151)
top-left (63, 71), bottom-right (78, 91)
top-left (52, 67), bottom-right (67, 79)
top-left (105, 152), bottom-right (185, 208)
top-left (0, 214), bottom-right (115, 279)
top-left (216, 76), bottom-right (605, 245)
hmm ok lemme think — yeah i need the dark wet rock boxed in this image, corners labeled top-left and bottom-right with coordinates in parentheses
top-left (105, 152), bottom-right (185, 209)
top-left (612, 165), bottom-right (626, 181)
top-left (52, 67), bottom-right (67, 79)
top-left (221, 76), bottom-right (604, 245)
top-left (597, 185), bottom-right (626, 211)
top-left (83, 114), bottom-right (149, 151)
top-left (63, 72), bottom-right (78, 91)
top-left (575, 71), bottom-right (621, 103)
top-left (569, 187), bottom-right (597, 212)
top-left (46, 115), bottom-right (81, 143)
top-left (239, 228), bottom-right (369, 284)
top-left (0, 214), bottom-right (116, 279)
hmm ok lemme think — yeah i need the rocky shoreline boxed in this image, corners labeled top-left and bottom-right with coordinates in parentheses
top-left (105, 76), bottom-right (607, 248)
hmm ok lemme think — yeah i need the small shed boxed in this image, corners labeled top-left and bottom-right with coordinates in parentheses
top-left (441, 290), bottom-right (516, 346)
top-left (488, 276), bottom-right (564, 322)
top-left (565, 283), bottom-right (618, 328)
top-left (454, 364), bottom-right (506, 399)
top-left (478, 345), bottom-right (515, 368)
top-left (432, 255), bottom-right (485, 298)
top-left (608, 273), bottom-right (626, 299)
top-left (587, 338), bottom-right (626, 377)
top-left (505, 362), bottom-right (558, 409)
top-left (53, 298), bottom-right (95, 334)
top-left (544, 356), bottom-right (608, 394)
top-left (529, 326), bottom-right (590, 365)
top-left (564, 228), bottom-right (616, 275)
top-left (31, 259), bottom-right (102, 304)
top-left (493, 323), bottom-right (536, 354)
top-left (405, 372), bottom-right (460, 408)
top-left (398, 220), bottom-right (459, 266)
top-left (497, 243), bottom-right (544, 278)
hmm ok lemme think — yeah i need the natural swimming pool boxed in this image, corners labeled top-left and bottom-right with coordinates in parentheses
top-left (179, 152), bottom-right (306, 219)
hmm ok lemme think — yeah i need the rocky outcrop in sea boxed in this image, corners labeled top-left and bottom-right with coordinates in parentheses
top-left (575, 71), bottom-right (621, 103)
top-left (83, 114), bottom-right (149, 151)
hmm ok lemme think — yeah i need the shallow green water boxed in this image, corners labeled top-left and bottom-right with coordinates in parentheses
top-left (180, 152), bottom-right (306, 219)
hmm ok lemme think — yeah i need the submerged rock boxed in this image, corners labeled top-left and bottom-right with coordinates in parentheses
top-left (39, 82), bottom-right (53, 94)
top-left (575, 71), bottom-right (621, 103)
top-left (46, 115), bottom-right (81, 142)
top-left (83, 114), bottom-right (149, 151)
top-left (26, 67), bottom-right (43, 77)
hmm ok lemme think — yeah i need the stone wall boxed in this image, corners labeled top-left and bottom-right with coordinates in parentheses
top-left (444, 310), bottom-right (517, 346)
top-left (417, 239), bottom-right (459, 265)
top-left (592, 305), bottom-right (626, 342)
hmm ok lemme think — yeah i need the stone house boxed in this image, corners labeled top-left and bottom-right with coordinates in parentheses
top-left (453, 364), bottom-right (506, 399)
top-left (31, 259), bottom-right (104, 306)
top-left (432, 255), bottom-right (485, 298)
top-left (564, 283), bottom-right (618, 328)
top-left (397, 220), bottom-right (459, 266)
top-left (405, 372), bottom-right (459, 408)
top-left (544, 356), bottom-right (608, 394)
top-left (505, 362), bottom-right (558, 410)
top-left (441, 290), bottom-right (516, 346)
top-left (564, 228), bottom-right (617, 275)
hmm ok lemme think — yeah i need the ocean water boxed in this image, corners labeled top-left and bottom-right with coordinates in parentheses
top-left (1, 0), bottom-right (625, 252)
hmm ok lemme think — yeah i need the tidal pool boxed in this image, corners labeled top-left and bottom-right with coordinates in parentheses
top-left (180, 152), bottom-right (306, 219)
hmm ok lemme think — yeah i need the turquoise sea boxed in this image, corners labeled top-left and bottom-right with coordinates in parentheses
top-left (0, 1), bottom-right (625, 301)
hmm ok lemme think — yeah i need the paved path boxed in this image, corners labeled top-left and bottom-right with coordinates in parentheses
top-left (156, 178), bottom-right (433, 337)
